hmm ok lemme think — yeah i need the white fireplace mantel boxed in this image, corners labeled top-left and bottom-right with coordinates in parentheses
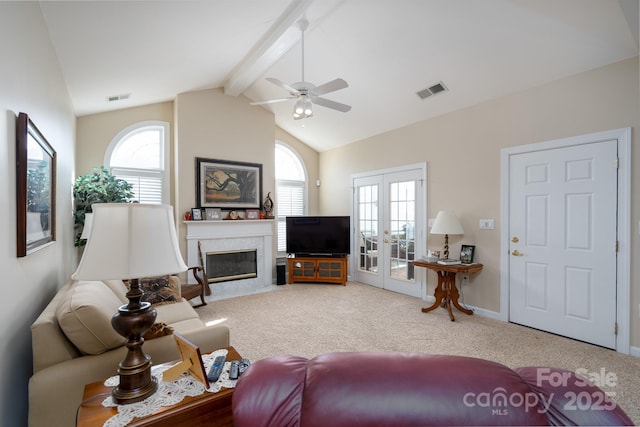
top-left (185, 220), bottom-right (276, 300)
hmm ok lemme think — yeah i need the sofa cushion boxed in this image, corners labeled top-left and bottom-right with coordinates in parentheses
top-left (155, 299), bottom-right (200, 325)
top-left (139, 276), bottom-right (181, 306)
top-left (55, 281), bottom-right (125, 355)
top-left (102, 279), bottom-right (129, 304)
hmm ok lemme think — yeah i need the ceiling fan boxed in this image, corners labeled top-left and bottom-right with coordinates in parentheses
top-left (250, 19), bottom-right (351, 119)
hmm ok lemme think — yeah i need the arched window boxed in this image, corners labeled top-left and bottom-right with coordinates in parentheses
top-left (276, 142), bottom-right (307, 253)
top-left (104, 121), bottom-right (170, 204)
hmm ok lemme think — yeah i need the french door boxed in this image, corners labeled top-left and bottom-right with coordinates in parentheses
top-left (352, 165), bottom-right (425, 297)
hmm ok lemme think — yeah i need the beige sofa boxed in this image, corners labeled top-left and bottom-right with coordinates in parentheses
top-left (28, 278), bottom-right (230, 427)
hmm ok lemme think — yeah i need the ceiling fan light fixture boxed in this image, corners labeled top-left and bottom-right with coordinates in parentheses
top-left (294, 99), bottom-right (305, 114)
top-left (304, 101), bottom-right (313, 115)
top-left (292, 100), bottom-right (313, 120)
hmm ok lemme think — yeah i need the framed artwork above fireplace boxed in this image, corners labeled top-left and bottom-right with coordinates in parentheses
top-left (196, 157), bottom-right (262, 209)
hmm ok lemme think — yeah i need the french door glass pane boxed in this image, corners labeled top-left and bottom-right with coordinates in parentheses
top-left (358, 184), bottom-right (378, 273)
top-left (388, 181), bottom-right (415, 281)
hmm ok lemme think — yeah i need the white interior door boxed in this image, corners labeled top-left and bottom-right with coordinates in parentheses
top-left (508, 140), bottom-right (618, 348)
top-left (353, 167), bottom-right (424, 298)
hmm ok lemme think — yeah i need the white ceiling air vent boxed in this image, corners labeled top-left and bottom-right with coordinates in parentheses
top-left (106, 93), bottom-right (131, 102)
top-left (416, 82), bottom-right (448, 100)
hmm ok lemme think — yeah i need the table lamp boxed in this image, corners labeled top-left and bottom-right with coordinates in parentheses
top-left (72, 203), bottom-right (187, 404)
top-left (430, 211), bottom-right (464, 259)
top-left (80, 212), bottom-right (92, 240)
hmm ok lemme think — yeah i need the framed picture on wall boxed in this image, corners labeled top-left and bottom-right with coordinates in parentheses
top-left (460, 245), bottom-right (475, 264)
top-left (196, 158), bottom-right (262, 209)
top-left (16, 112), bottom-right (57, 257)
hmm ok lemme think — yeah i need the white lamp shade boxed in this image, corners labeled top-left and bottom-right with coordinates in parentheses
top-left (72, 203), bottom-right (187, 280)
top-left (80, 213), bottom-right (93, 239)
top-left (430, 211), bottom-right (464, 235)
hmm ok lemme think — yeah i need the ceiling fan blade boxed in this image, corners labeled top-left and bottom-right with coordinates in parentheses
top-left (250, 97), bottom-right (295, 106)
top-left (312, 96), bottom-right (352, 112)
top-left (266, 77), bottom-right (300, 95)
top-left (311, 78), bottom-right (349, 96)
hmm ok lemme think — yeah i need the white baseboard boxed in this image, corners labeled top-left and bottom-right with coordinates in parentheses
top-left (630, 346), bottom-right (640, 358)
top-left (465, 305), bottom-right (502, 321)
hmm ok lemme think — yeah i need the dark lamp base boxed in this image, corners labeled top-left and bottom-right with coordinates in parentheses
top-left (110, 278), bottom-right (158, 404)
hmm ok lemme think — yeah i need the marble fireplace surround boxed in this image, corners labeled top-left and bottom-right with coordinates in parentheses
top-left (185, 220), bottom-right (277, 300)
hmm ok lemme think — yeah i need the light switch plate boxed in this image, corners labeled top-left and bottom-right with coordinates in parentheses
top-left (479, 219), bottom-right (495, 230)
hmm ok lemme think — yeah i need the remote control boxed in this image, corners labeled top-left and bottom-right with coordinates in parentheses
top-left (238, 358), bottom-right (251, 377)
top-left (229, 361), bottom-right (239, 380)
top-left (207, 355), bottom-right (226, 382)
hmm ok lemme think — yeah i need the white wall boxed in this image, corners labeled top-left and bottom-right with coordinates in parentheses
top-left (174, 88), bottom-right (276, 260)
top-left (0, 3), bottom-right (76, 425)
top-left (319, 57), bottom-right (640, 345)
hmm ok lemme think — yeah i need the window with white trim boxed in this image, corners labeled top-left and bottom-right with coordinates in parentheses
top-left (276, 143), bottom-right (307, 253)
top-left (104, 121), bottom-right (170, 204)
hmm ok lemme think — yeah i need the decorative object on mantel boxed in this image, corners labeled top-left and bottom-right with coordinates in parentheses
top-left (72, 203), bottom-right (188, 404)
top-left (16, 112), bottom-right (57, 257)
top-left (263, 192), bottom-right (274, 219)
top-left (205, 207), bottom-right (222, 220)
top-left (430, 211), bottom-right (464, 260)
top-left (246, 209), bottom-right (260, 220)
top-left (191, 208), bottom-right (203, 220)
top-left (196, 157), bottom-right (262, 209)
top-left (225, 210), bottom-right (242, 220)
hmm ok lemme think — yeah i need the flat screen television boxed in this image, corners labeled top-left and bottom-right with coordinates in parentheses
top-left (286, 216), bottom-right (351, 256)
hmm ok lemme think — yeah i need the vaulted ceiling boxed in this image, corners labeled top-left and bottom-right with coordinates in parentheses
top-left (39, 0), bottom-right (638, 151)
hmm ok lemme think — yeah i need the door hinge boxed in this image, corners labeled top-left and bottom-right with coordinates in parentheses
top-left (615, 157), bottom-right (619, 169)
top-left (616, 241), bottom-right (619, 252)
top-left (614, 322), bottom-right (618, 335)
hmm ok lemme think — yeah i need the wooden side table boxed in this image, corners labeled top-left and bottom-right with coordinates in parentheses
top-left (77, 346), bottom-right (242, 427)
top-left (413, 260), bottom-right (483, 321)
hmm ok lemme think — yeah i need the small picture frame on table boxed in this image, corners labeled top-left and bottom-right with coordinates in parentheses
top-left (205, 208), bottom-right (222, 220)
top-left (191, 208), bottom-right (203, 221)
top-left (162, 332), bottom-right (209, 387)
top-left (245, 209), bottom-right (260, 220)
top-left (460, 245), bottom-right (475, 264)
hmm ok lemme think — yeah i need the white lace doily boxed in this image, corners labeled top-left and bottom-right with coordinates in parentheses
top-left (102, 349), bottom-right (238, 427)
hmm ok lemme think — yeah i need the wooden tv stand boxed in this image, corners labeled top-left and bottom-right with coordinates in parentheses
top-left (287, 255), bottom-right (348, 285)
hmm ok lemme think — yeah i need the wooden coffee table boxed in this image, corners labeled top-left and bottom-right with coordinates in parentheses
top-left (77, 346), bottom-right (242, 427)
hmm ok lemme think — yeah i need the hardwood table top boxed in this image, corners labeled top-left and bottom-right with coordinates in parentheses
top-left (413, 260), bottom-right (483, 274)
top-left (77, 346), bottom-right (241, 427)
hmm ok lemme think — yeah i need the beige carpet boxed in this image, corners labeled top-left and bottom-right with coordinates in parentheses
top-left (196, 281), bottom-right (640, 424)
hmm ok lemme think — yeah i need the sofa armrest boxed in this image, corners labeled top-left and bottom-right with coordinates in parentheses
top-left (233, 355), bottom-right (309, 427)
top-left (514, 367), bottom-right (634, 426)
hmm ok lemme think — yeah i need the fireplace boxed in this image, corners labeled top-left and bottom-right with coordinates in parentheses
top-left (206, 249), bottom-right (257, 283)
top-left (185, 219), bottom-right (276, 300)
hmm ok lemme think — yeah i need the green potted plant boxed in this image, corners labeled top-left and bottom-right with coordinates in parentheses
top-left (73, 166), bottom-right (134, 246)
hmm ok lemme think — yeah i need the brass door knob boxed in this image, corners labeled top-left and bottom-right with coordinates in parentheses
top-left (511, 250), bottom-right (524, 256)
top-left (511, 236), bottom-right (519, 243)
